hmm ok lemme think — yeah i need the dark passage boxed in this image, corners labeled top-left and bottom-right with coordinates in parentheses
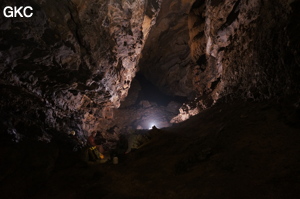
top-left (135, 72), bottom-right (186, 106)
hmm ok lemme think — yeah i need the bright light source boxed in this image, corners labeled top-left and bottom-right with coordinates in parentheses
top-left (148, 122), bottom-right (158, 129)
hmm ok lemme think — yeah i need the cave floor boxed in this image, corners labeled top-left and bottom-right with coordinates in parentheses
top-left (1, 99), bottom-right (300, 199)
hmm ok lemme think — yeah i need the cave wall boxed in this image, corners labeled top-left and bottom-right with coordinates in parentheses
top-left (0, 0), bottom-right (161, 142)
top-left (0, 0), bottom-right (299, 143)
top-left (198, 0), bottom-right (300, 101)
top-left (139, 0), bottom-right (195, 97)
top-left (140, 0), bottom-right (300, 122)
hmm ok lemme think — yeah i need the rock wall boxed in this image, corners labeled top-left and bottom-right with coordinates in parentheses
top-left (140, 0), bottom-right (300, 122)
top-left (0, 0), bottom-right (299, 144)
top-left (139, 0), bottom-right (195, 97)
top-left (198, 0), bottom-right (299, 101)
top-left (0, 0), bottom-right (161, 142)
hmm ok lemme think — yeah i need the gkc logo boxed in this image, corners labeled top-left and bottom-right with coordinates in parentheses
top-left (3, 6), bottom-right (33, 18)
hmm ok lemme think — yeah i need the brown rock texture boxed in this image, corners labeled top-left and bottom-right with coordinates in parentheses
top-left (0, 1), bottom-right (300, 197)
top-left (139, 0), bottom-right (195, 97)
top-left (140, 0), bottom-right (300, 121)
top-left (1, 0), bottom-right (300, 144)
top-left (199, 0), bottom-right (298, 101)
top-left (0, 0), bottom-right (161, 142)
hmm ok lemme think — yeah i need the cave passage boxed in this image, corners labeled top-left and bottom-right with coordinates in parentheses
top-left (115, 72), bottom-right (187, 131)
top-left (134, 72), bottom-right (187, 106)
top-left (0, 0), bottom-right (300, 198)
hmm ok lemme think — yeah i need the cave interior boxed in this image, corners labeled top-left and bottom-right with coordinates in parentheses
top-left (0, 0), bottom-right (300, 198)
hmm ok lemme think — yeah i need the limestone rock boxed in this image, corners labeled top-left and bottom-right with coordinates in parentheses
top-left (141, 0), bottom-right (300, 113)
top-left (0, 0), bottom-right (161, 142)
top-left (1, 0), bottom-right (300, 148)
top-left (120, 79), bottom-right (141, 108)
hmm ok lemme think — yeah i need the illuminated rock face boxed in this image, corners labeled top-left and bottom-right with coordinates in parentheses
top-left (141, 0), bottom-right (300, 121)
top-left (0, 0), bottom-right (300, 144)
top-left (193, 0), bottom-right (298, 101)
top-left (0, 0), bottom-right (161, 141)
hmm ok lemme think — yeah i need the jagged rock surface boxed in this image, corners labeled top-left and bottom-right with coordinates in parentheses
top-left (0, 0), bottom-right (161, 142)
top-left (139, 0), bottom-right (195, 97)
top-left (199, 0), bottom-right (300, 101)
top-left (1, 0), bottom-right (300, 144)
top-left (140, 0), bottom-right (300, 121)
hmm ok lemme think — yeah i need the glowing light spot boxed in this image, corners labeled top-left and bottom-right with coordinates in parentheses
top-left (148, 121), bottom-right (158, 129)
